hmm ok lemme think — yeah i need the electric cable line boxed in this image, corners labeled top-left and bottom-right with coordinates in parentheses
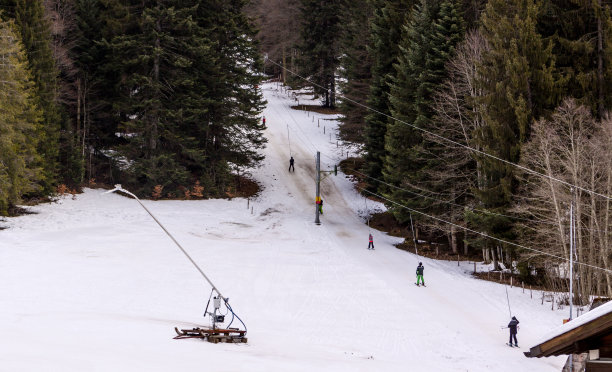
top-left (355, 185), bottom-right (612, 275)
top-left (343, 166), bottom-right (609, 234)
top-left (265, 57), bottom-right (612, 202)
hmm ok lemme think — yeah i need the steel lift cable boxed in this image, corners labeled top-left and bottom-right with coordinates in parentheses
top-left (265, 57), bottom-right (612, 203)
top-left (106, 185), bottom-right (247, 334)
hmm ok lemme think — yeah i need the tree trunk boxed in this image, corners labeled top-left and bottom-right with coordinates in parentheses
top-left (492, 247), bottom-right (500, 271)
top-left (597, 0), bottom-right (604, 119)
top-left (282, 47), bottom-right (286, 84)
top-left (451, 225), bottom-right (458, 254)
top-left (330, 74), bottom-right (336, 108)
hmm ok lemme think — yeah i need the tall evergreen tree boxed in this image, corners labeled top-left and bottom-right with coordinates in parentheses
top-left (194, 0), bottom-right (267, 192)
top-left (384, 0), bottom-right (465, 227)
top-left (0, 0), bottom-right (61, 193)
top-left (103, 0), bottom-right (265, 197)
top-left (362, 0), bottom-right (413, 191)
top-left (469, 0), bottom-right (562, 259)
top-left (298, 0), bottom-right (342, 107)
top-left (337, 0), bottom-right (373, 142)
top-left (539, 0), bottom-right (612, 118)
top-left (0, 20), bottom-right (44, 214)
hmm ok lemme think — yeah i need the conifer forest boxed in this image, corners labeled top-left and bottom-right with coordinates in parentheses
top-left (3, 0), bottom-right (612, 301)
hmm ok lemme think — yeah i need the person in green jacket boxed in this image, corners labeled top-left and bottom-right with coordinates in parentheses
top-left (416, 262), bottom-right (425, 286)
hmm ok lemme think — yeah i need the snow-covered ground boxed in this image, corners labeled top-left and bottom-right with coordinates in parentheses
top-left (0, 83), bottom-right (569, 371)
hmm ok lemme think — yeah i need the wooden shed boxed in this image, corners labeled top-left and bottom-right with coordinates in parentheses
top-left (524, 300), bottom-right (612, 371)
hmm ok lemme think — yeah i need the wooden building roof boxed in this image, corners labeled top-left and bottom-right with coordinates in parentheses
top-left (525, 301), bottom-right (612, 358)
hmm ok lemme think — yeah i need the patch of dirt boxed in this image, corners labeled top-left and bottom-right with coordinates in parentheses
top-left (221, 221), bottom-right (252, 228)
top-left (259, 208), bottom-right (280, 216)
top-left (338, 121), bottom-right (364, 143)
top-left (232, 175), bottom-right (260, 198)
top-left (7, 205), bottom-right (37, 217)
top-left (472, 272), bottom-right (550, 292)
top-left (291, 104), bottom-right (339, 115)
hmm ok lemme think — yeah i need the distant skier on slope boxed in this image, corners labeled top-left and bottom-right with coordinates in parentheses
top-left (416, 262), bottom-right (425, 286)
top-left (507, 316), bottom-right (519, 347)
top-left (318, 198), bottom-right (323, 215)
top-left (289, 156), bottom-right (295, 172)
top-left (368, 233), bottom-right (374, 250)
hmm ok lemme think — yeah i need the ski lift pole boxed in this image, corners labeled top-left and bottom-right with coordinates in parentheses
top-left (505, 285), bottom-right (512, 319)
top-left (106, 184), bottom-right (226, 301)
top-left (315, 151), bottom-right (321, 225)
top-left (410, 213), bottom-right (418, 256)
top-left (314, 151), bottom-right (338, 225)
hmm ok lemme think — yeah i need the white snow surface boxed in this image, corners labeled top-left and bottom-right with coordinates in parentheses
top-left (533, 299), bottom-right (612, 347)
top-left (0, 82), bottom-right (568, 371)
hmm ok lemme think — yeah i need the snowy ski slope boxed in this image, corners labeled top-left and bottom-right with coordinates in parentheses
top-left (0, 83), bottom-right (567, 371)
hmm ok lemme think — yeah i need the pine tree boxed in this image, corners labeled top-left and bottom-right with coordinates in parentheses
top-left (106, 1), bottom-right (214, 195)
top-left (1, 0), bottom-right (61, 193)
top-left (0, 20), bottom-right (44, 215)
top-left (298, 0), bottom-right (342, 107)
top-left (193, 0), bottom-right (267, 193)
top-left (539, 0), bottom-right (612, 118)
top-left (362, 0), bottom-right (413, 191)
top-left (469, 0), bottom-right (562, 260)
top-left (337, 0), bottom-right (373, 142)
top-left (384, 0), bottom-right (465, 226)
top-left (103, 0), bottom-right (266, 197)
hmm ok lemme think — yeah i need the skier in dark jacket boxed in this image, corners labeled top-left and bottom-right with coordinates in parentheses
top-left (289, 156), bottom-right (295, 172)
top-left (368, 233), bottom-right (374, 250)
top-left (416, 262), bottom-right (425, 286)
top-left (507, 316), bottom-right (519, 347)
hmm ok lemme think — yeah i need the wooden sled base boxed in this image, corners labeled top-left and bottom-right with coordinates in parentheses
top-left (174, 327), bottom-right (248, 344)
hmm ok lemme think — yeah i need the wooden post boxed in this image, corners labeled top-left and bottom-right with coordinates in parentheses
top-left (522, 281), bottom-right (524, 293)
top-left (530, 285), bottom-right (532, 299)
top-left (251, 206), bottom-right (253, 215)
top-left (247, 198), bottom-right (249, 209)
top-left (510, 276), bottom-right (513, 288)
top-left (318, 119), bottom-right (320, 127)
top-left (457, 254), bottom-right (460, 266)
top-left (474, 262), bottom-right (476, 274)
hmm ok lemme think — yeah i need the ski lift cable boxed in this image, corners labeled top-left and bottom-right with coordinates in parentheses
top-left (355, 185), bottom-right (612, 275)
top-left (505, 285), bottom-right (512, 319)
top-left (364, 195), bottom-right (371, 233)
top-left (276, 92), bottom-right (319, 154)
top-left (105, 185), bottom-right (226, 299)
top-left (344, 166), bottom-right (607, 233)
top-left (265, 57), bottom-right (612, 203)
top-left (409, 212), bottom-right (419, 258)
top-left (287, 124), bottom-right (292, 156)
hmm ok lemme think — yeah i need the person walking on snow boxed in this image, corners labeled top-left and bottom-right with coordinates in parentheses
top-left (368, 233), bottom-right (374, 250)
top-left (507, 316), bottom-right (519, 347)
top-left (289, 156), bottom-right (295, 172)
top-left (416, 262), bottom-right (425, 286)
top-left (318, 198), bottom-right (323, 215)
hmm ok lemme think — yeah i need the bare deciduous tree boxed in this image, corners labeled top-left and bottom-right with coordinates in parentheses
top-left (517, 98), bottom-right (612, 301)
top-left (422, 30), bottom-right (487, 256)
